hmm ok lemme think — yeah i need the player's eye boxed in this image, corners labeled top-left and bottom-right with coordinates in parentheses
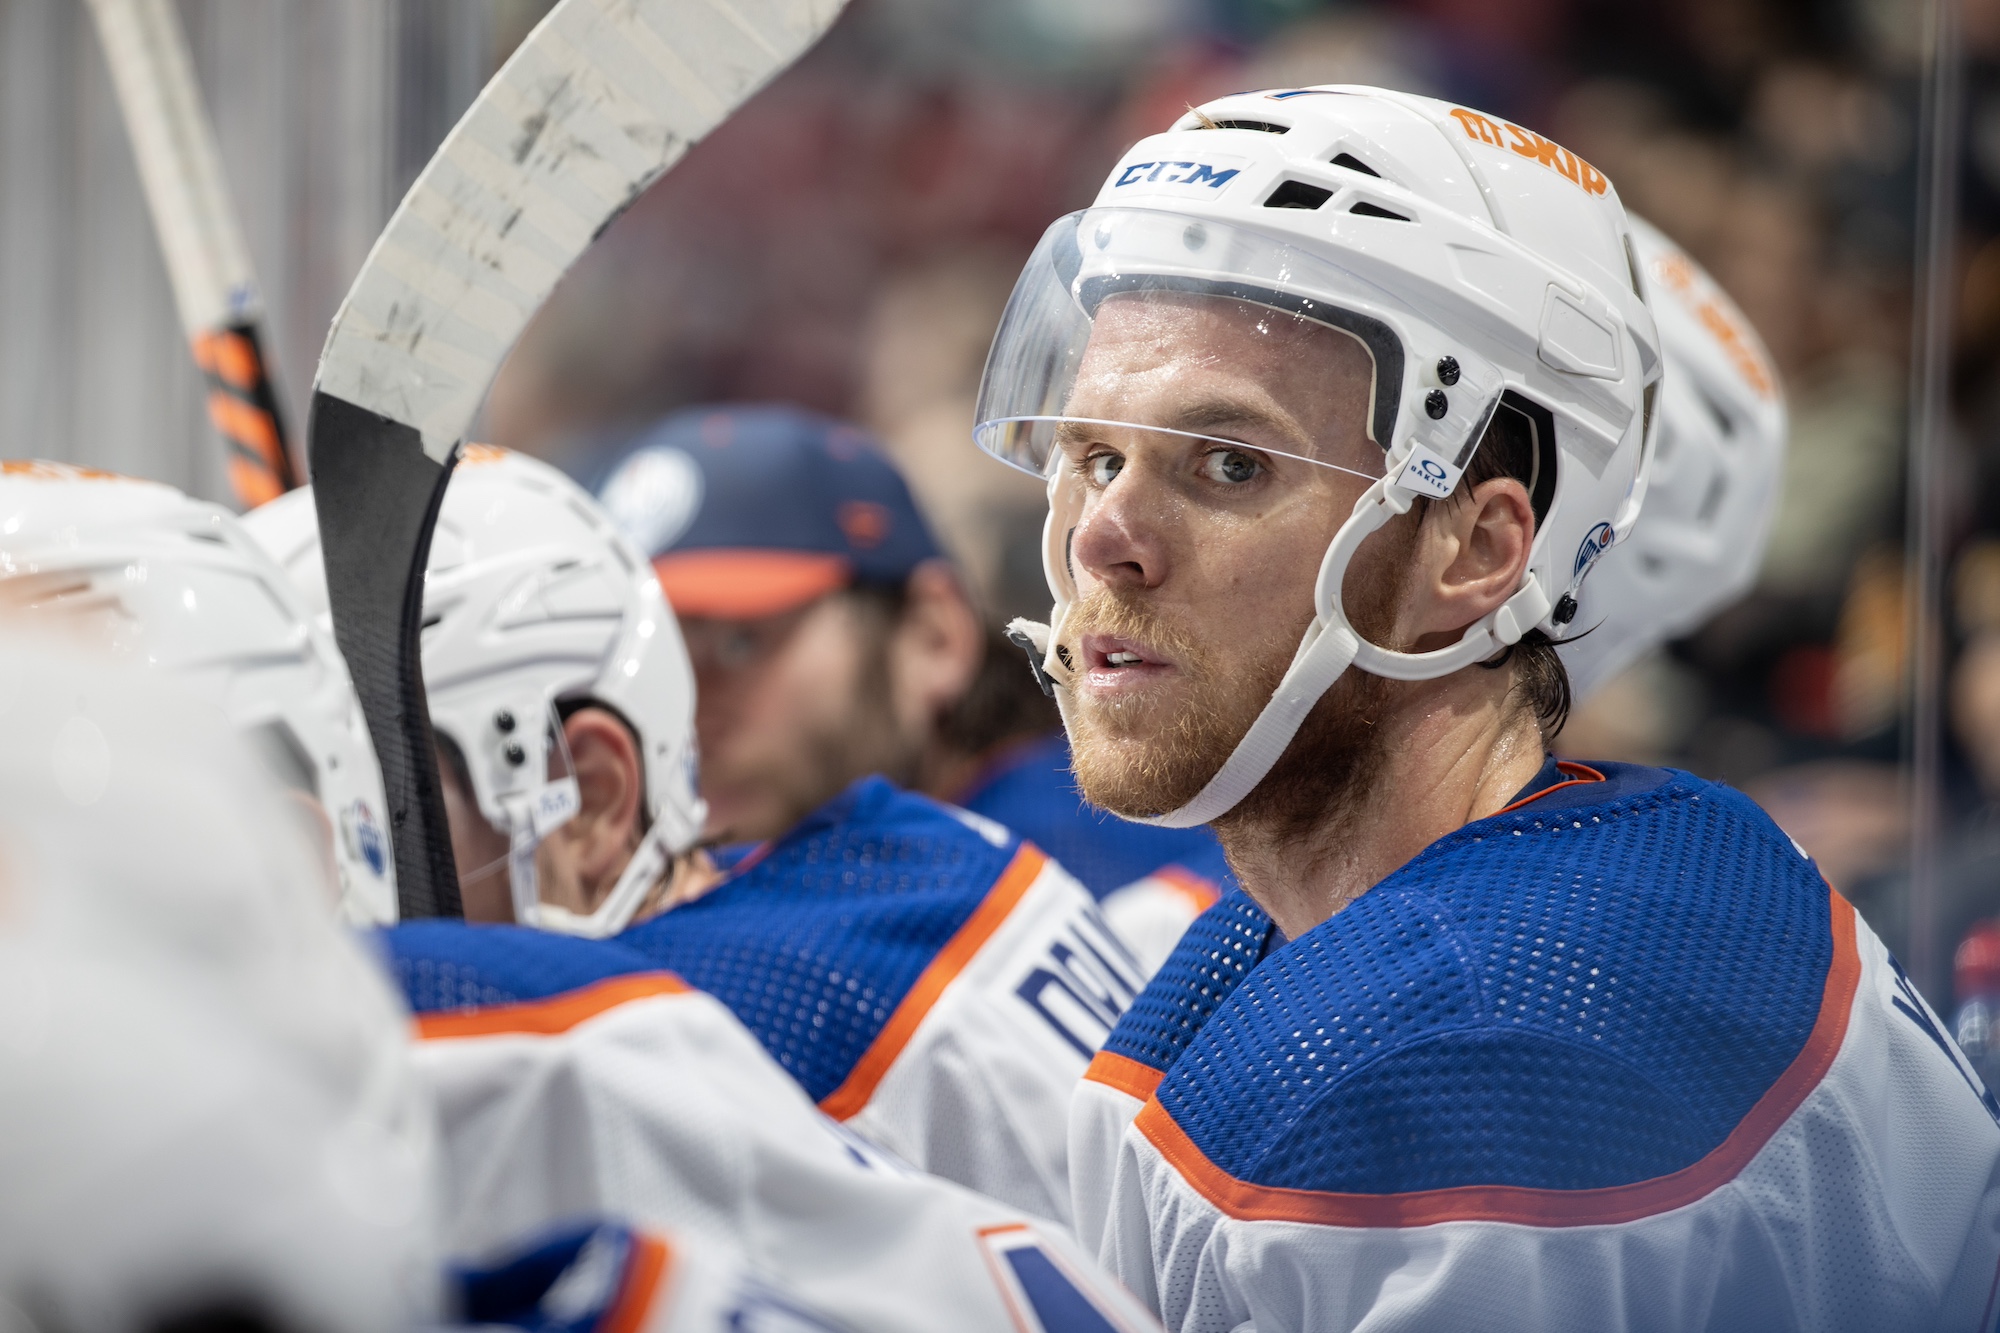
top-left (1199, 448), bottom-right (1261, 485)
top-left (1086, 452), bottom-right (1125, 486)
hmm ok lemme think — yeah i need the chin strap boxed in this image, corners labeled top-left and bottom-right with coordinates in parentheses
top-left (503, 770), bottom-right (662, 937)
top-left (523, 826), bottom-right (671, 938)
top-left (1013, 470), bottom-right (1555, 830)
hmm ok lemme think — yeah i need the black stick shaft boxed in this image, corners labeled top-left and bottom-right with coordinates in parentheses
top-left (309, 391), bottom-right (462, 920)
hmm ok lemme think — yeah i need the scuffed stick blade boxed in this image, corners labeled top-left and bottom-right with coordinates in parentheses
top-left (309, 0), bottom-right (846, 920)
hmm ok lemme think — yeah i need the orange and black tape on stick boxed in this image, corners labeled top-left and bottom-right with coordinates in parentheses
top-left (192, 322), bottom-right (298, 507)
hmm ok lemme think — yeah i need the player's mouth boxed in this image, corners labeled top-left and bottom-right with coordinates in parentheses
top-left (1078, 633), bottom-right (1177, 694)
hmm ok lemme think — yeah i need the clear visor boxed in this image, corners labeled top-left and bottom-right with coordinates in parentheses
top-left (974, 207), bottom-right (1413, 482)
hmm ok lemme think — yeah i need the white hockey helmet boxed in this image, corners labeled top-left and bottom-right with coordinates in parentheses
top-left (245, 447), bottom-right (704, 937)
top-left (0, 636), bottom-right (439, 1331)
top-left (1556, 214), bottom-right (1787, 700)
top-left (0, 461), bottom-right (396, 923)
top-left (976, 86), bottom-right (1662, 825)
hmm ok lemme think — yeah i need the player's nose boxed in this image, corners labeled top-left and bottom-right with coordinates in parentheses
top-left (1071, 470), bottom-right (1173, 592)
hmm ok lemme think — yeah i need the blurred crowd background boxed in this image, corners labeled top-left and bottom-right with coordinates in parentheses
top-left (7, 0), bottom-right (2000, 998)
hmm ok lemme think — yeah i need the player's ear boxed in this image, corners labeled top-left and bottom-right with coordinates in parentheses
top-left (1407, 476), bottom-right (1535, 646)
top-left (560, 707), bottom-right (646, 884)
top-left (887, 560), bottom-right (983, 727)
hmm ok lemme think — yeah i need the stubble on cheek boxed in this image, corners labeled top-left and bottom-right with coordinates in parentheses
top-left (1060, 585), bottom-right (1296, 818)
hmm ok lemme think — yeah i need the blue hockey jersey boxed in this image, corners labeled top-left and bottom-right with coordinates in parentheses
top-left (1080, 760), bottom-right (2000, 1331)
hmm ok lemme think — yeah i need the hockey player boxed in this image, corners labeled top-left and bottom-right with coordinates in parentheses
top-left (0, 460), bottom-right (396, 924)
top-left (975, 87), bottom-right (2000, 1330)
top-left (593, 404), bottom-right (996, 844)
top-left (1074, 210), bottom-right (1789, 977)
top-left (1065, 209), bottom-right (1796, 1268)
top-left (597, 404), bottom-right (1231, 972)
top-left (251, 446), bottom-right (1140, 1224)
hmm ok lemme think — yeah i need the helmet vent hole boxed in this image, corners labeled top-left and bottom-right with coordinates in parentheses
top-left (1349, 201), bottom-right (1412, 222)
top-left (1210, 118), bottom-right (1289, 134)
top-left (1696, 474), bottom-right (1728, 525)
top-left (1263, 180), bottom-right (1334, 210)
top-left (1330, 152), bottom-right (1381, 177)
top-left (1698, 388), bottom-right (1736, 439)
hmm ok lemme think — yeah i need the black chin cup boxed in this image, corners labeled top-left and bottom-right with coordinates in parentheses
top-left (1006, 625), bottom-right (1059, 697)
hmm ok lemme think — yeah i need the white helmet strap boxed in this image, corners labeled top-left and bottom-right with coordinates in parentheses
top-left (1019, 467), bottom-right (1559, 829)
top-left (504, 774), bottom-right (583, 926)
top-left (521, 824), bottom-right (672, 939)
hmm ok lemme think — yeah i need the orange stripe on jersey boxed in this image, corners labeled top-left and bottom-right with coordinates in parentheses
top-left (602, 1231), bottom-right (674, 1333)
top-left (819, 844), bottom-right (1048, 1121)
top-left (1494, 761), bottom-right (1606, 816)
top-left (1084, 1049), bottom-right (1166, 1102)
top-left (1152, 865), bottom-right (1223, 916)
top-left (414, 972), bottom-right (691, 1041)
top-left (1137, 889), bottom-right (1862, 1228)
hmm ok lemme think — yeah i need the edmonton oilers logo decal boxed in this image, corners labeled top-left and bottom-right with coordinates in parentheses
top-left (1573, 521), bottom-right (1615, 582)
top-left (345, 799), bottom-right (388, 878)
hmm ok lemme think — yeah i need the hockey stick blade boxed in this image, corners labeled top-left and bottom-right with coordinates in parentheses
top-left (310, 0), bottom-right (846, 919)
top-left (85, 0), bottom-right (300, 505)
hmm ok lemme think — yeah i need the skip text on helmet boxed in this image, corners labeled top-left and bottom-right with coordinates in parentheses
top-left (1448, 107), bottom-right (1609, 197)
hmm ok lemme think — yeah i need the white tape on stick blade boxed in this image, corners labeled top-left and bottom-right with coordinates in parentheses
top-left (316, 0), bottom-right (841, 461)
top-left (309, 0), bottom-right (846, 919)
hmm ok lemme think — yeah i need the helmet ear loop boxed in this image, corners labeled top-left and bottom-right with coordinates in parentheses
top-left (1334, 472), bottom-right (1552, 683)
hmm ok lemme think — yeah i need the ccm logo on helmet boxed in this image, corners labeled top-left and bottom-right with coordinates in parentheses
top-left (1112, 160), bottom-right (1241, 190)
top-left (1448, 108), bottom-right (1609, 197)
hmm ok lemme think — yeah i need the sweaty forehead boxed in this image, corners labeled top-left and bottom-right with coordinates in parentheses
top-left (1068, 292), bottom-right (1376, 453)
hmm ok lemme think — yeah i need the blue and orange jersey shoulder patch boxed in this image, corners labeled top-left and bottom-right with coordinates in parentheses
top-left (617, 776), bottom-right (1039, 1108)
top-left (1151, 764), bottom-right (1852, 1223)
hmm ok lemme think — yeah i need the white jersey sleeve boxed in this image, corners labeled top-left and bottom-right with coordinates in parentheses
top-left (411, 967), bottom-right (1161, 1333)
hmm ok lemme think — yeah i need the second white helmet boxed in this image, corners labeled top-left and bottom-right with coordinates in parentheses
top-left (1556, 214), bottom-right (1787, 700)
top-left (0, 461), bottom-right (396, 923)
top-left (246, 446), bottom-right (703, 936)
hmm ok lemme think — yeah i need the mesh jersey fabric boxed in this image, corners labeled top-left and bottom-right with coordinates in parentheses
top-left (1095, 753), bottom-right (1588, 1082)
top-left (960, 731), bottom-right (1228, 899)
top-left (1099, 888), bottom-right (1278, 1078)
top-left (384, 920), bottom-right (666, 1013)
top-left (1157, 763), bottom-right (1840, 1195)
top-left (614, 776), bottom-right (1026, 1103)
